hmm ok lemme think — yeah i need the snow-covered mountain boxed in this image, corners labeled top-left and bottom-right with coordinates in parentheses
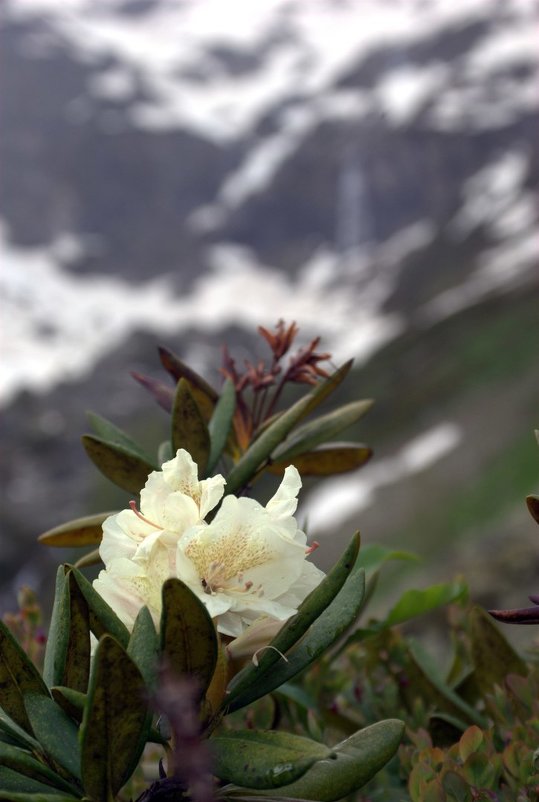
top-left (1, 0), bottom-right (538, 609)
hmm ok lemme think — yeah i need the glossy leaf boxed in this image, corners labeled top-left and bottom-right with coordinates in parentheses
top-left (159, 346), bottom-right (217, 421)
top-left (207, 378), bottom-right (236, 474)
top-left (24, 694), bottom-right (81, 780)
top-left (0, 742), bottom-right (80, 796)
top-left (469, 605), bottom-right (527, 691)
top-left (226, 533), bottom-right (360, 704)
top-left (268, 444), bottom-right (372, 476)
top-left (232, 719), bottom-right (405, 800)
top-left (38, 511), bottom-right (114, 548)
top-left (87, 412), bottom-right (153, 463)
top-left (81, 434), bottom-right (156, 495)
top-left (43, 567), bottom-right (70, 689)
top-left (211, 730), bottom-right (334, 789)
top-left (50, 687), bottom-right (86, 722)
top-left (160, 579), bottom-right (218, 696)
top-left (227, 568), bottom-right (366, 713)
top-left (70, 567), bottom-right (129, 648)
top-left (80, 635), bottom-right (148, 800)
top-left (127, 606), bottom-right (159, 690)
top-left (226, 362), bottom-right (353, 496)
top-left (43, 568), bottom-right (90, 693)
top-left (171, 378), bottom-right (211, 475)
top-left (0, 620), bottom-right (48, 732)
top-left (272, 400), bottom-right (373, 461)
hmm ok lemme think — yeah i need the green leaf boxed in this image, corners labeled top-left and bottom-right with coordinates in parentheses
top-left (127, 606), bottom-right (159, 690)
top-left (468, 605), bottom-right (527, 692)
top-left (171, 378), bottom-right (211, 475)
top-left (43, 567), bottom-right (70, 689)
top-left (379, 581), bottom-right (467, 630)
top-left (160, 579), bottom-right (218, 697)
top-left (159, 346), bottom-right (218, 421)
top-left (70, 567), bottom-right (129, 648)
top-left (24, 694), bottom-right (81, 780)
top-left (82, 435), bottom-right (156, 495)
top-left (227, 568), bottom-right (366, 713)
top-left (0, 742), bottom-right (81, 795)
top-left (272, 400), bottom-right (373, 461)
top-left (207, 378), bottom-right (236, 474)
top-left (268, 444), bottom-right (372, 477)
top-left (50, 687), bottom-right (86, 722)
top-left (211, 730), bottom-right (334, 789)
top-left (225, 362), bottom-right (353, 496)
top-left (226, 533), bottom-right (360, 705)
top-left (0, 768), bottom-right (74, 796)
top-left (80, 635), bottom-right (149, 801)
top-left (231, 719), bottom-right (404, 800)
top-left (87, 412), bottom-right (153, 463)
top-left (355, 544), bottom-right (418, 575)
top-left (38, 511), bottom-right (114, 548)
top-left (0, 710), bottom-right (40, 751)
top-left (0, 792), bottom-right (82, 802)
top-left (406, 640), bottom-right (487, 728)
top-left (0, 620), bottom-right (49, 732)
top-left (43, 569), bottom-right (91, 693)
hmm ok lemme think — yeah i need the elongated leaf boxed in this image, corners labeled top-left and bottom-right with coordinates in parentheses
top-left (355, 544), bottom-right (418, 575)
top-left (24, 694), bottom-right (81, 780)
top-left (171, 379), bottom-right (211, 474)
top-left (227, 568), bottom-right (366, 713)
top-left (74, 548), bottom-right (101, 569)
top-left (87, 412), bottom-right (153, 462)
top-left (43, 570), bottom-right (90, 693)
top-left (80, 635), bottom-right (148, 800)
top-left (273, 400), bottom-right (373, 461)
top-left (127, 606), bottom-right (159, 690)
top-left (0, 742), bottom-right (80, 795)
top-left (43, 567), bottom-right (70, 689)
top-left (131, 371), bottom-right (175, 412)
top-left (226, 533), bottom-right (360, 704)
top-left (160, 579), bottom-right (218, 696)
top-left (51, 687), bottom-right (86, 722)
top-left (268, 445), bottom-right (372, 476)
top-left (379, 581), bottom-right (467, 630)
top-left (0, 793), bottom-right (81, 802)
top-left (231, 719), bottom-right (404, 800)
top-left (0, 768), bottom-right (72, 796)
top-left (38, 511), bottom-right (114, 548)
top-left (211, 730), bottom-right (334, 789)
top-left (0, 620), bottom-right (48, 732)
top-left (0, 710), bottom-right (40, 751)
top-left (82, 434), bottom-right (156, 494)
top-left (159, 346), bottom-right (217, 421)
top-left (406, 640), bottom-right (487, 728)
top-left (207, 378), bottom-right (236, 474)
top-left (70, 567), bottom-right (129, 648)
top-left (469, 605), bottom-right (527, 692)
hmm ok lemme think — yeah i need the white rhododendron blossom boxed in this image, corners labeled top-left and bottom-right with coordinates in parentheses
top-left (93, 449), bottom-right (325, 637)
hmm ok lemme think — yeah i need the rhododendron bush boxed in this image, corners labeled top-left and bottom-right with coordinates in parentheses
top-left (1, 322), bottom-right (536, 802)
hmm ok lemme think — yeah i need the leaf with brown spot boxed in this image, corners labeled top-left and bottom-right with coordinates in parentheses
top-left (0, 620), bottom-right (48, 733)
top-left (171, 379), bottom-right (211, 475)
top-left (82, 435), bottom-right (156, 495)
top-left (38, 511), bottom-right (114, 548)
top-left (268, 444), bottom-right (372, 476)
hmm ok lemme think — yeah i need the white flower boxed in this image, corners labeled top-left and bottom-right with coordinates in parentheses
top-left (175, 465), bottom-right (325, 637)
top-left (93, 455), bottom-right (325, 638)
top-left (94, 448), bottom-right (225, 628)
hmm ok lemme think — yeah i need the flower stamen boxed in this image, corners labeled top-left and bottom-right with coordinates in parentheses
top-left (129, 500), bottom-right (162, 530)
top-left (305, 541), bottom-right (320, 555)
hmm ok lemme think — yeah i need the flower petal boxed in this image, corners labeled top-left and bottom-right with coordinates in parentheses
top-left (100, 508), bottom-right (157, 567)
top-left (266, 465), bottom-right (301, 520)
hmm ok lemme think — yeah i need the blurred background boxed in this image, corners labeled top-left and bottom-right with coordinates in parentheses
top-left (1, 0), bottom-right (538, 620)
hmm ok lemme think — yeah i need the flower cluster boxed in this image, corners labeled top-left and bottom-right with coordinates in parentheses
top-left (93, 449), bottom-right (325, 638)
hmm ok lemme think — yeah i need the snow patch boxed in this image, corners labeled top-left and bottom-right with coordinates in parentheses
top-left (305, 422), bottom-right (462, 533)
